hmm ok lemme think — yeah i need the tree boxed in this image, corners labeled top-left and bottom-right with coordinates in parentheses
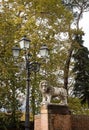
top-left (73, 44), bottom-right (89, 107)
top-left (0, 9), bottom-right (24, 127)
top-left (0, 0), bottom-right (73, 116)
top-left (63, 0), bottom-right (89, 93)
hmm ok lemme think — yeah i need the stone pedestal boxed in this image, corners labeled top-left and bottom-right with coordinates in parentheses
top-left (41, 105), bottom-right (48, 130)
top-left (34, 104), bottom-right (71, 130)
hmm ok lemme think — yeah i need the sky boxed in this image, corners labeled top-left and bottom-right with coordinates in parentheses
top-left (80, 12), bottom-right (89, 49)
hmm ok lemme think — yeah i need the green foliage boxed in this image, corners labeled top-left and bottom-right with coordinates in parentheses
top-left (1, 0), bottom-right (88, 118)
top-left (0, 111), bottom-right (22, 130)
top-left (69, 97), bottom-right (89, 115)
top-left (73, 45), bottom-right (89, 107)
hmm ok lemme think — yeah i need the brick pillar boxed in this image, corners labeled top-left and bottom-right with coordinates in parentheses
top-left (41, 105), bottom-right (48, 130)
top-left (34, 115), bottom-right (41, 130)
top-left (48, 104), bottom-right (71, 130)
top-left (34, 104), bottom-right (71, 130)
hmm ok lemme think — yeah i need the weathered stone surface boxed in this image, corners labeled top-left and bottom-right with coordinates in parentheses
top-left (47, 104), bottom-right (71, 115)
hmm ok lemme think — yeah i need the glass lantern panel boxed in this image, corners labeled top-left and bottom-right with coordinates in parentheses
top-left (40, 45), bottom-right (49, 58)
top-left (19, 39), bottom-right (30, 49)
top-left (12, 49), bottom-right (20, 57)
top-left (24, 40), bottom-right (30, 49)
top-left (19, 40), bottom-right (24, 49)
top-left (40, 49), bottom-right (46, 57)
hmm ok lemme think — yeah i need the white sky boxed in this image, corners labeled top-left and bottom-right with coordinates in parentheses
top-left (80, 12), bottom-right (89, 49)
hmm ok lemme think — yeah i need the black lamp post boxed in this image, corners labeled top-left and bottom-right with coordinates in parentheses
top-left (12, 36), bottom-right (49, 130)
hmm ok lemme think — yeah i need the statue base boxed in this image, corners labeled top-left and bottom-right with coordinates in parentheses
top-left (35, 104), bottom-right (71, 130)
top-left (46, 103), bottom-right (71, 114)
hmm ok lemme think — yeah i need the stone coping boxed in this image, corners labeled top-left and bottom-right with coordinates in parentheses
top-left (41, 104), bottom-right (71, 115)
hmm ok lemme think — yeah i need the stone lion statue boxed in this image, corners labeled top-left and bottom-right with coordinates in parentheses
top-left (39, 80), bottom-right (68, 105)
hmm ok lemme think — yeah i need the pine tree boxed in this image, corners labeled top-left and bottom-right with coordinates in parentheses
top-left (73, 37), bottom-right (89, 107)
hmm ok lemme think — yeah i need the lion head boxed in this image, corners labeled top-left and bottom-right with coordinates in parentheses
top-left (39, 80), bottom-right (49, 93)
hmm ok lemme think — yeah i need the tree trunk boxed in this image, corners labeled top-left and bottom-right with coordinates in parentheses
top-left (64, 46), bottom-right (73, 93)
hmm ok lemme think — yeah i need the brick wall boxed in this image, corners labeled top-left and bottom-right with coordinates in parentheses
top-left (34, 104), bottom-right (71, 130)
top-left (48, 114), bottom-right (71, 130)
top-left (34, 105), bottom-right (89, 130)
top-left (71, 115), bottom-right (89, 130)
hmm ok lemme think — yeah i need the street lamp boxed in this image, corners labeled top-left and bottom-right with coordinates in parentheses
top-left (39, 44), bottom-right (49, 58)
top-left (12, 36), bottom-right (49, 130)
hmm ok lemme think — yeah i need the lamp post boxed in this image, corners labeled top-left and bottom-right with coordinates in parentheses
top-left (12, 36), bottom-right (49, 130)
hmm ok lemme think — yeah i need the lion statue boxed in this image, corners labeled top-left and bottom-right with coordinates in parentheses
top-left (39, 80), bottom-right (68, 105)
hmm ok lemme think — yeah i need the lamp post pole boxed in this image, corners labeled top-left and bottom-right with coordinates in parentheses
top-left (12, 36), bottom-right (49, 130)
top-left (25, 54), bottom-right (30, 130)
